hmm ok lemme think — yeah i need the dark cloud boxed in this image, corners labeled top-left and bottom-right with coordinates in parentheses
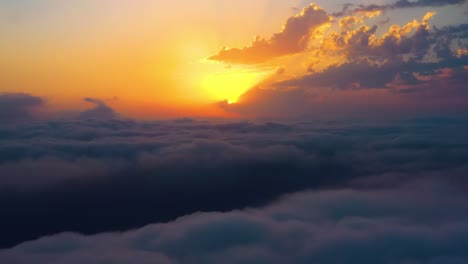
top-left (0, 93), bottom-right (44, 122)
top-left (1, 181), bottom-right (468, 264)
top-left (279, 57), bottom-right (468, 91)
top-left (392, 0), bottom-right (466, 7)
top-left (208, 4), bottom-right (330, 64)
top-left (333, 0), bottom-right (467, 16)
top-left (219, 86), bottom-right (314, 117)
top-left (80, 98), bottom-right (118, 120)
top-left (282, 60), bottom-right (399, 90)
top-left (0, 114), bottom-right (467, 250)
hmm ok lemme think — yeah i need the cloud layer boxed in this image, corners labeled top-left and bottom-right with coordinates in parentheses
top-left (0, 106), bottom-right (467, 250)
top-left (2, 181), bottom-right (468, 264)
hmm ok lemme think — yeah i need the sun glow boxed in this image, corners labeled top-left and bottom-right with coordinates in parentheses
top-left (202, 69), bottom-right (272, 103)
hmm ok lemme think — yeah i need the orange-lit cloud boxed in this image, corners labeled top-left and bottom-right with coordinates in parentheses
top-left (218, 7), bottom-right (468, 118)
top-left (208, 4), bottom-right (330, 64)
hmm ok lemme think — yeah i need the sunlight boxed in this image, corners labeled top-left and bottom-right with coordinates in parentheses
top-left (202, 69), bottom-right (271, 103)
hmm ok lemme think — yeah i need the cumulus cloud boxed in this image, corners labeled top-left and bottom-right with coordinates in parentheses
top-left (0, 93), bottom-right (44, 122)
top-left (208, 4), bottom-right (330, 64)
top-left (220, 10), bottom-right (468, 118)
top-left (273, 12), bottom-right (468, 96)
top-left (208, 4), bottom-right (468, 118)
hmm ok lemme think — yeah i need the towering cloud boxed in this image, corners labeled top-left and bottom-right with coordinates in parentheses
top-left (277, 12), bottom-right (468, 91)
top-left (219, 7), bottom-right (468, 118)
top-left (208, 4), bottom-right (330, 64)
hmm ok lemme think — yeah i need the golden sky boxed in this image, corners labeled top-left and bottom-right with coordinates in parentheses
top-left (1, 0), bottom-right (467, 118)
top-left (1, 1), bottom-right (293, 115)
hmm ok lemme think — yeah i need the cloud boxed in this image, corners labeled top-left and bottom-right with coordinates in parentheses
top-left (0, 93), bottom-right (44, 123)
top-left (0, 114), bottom-right (467, 249)
top-left (80, 98), bottom-right (118, 120)
top-left (272, 13), bottom-right (468, 97)
top-left (219, 86), bottom-right (315, 117)
top-left (220, 11), bottom-right (468, 118)
top-left (208, 4), bottom-right (330, 64)
top-left (279, 57), bottom-right (468, 91)
top-left (1, 180), bottom-right (468, 264)
top-left (312, 11), bottom-right (439, 64)
top-left (333, 0), bottom-right (467, 17)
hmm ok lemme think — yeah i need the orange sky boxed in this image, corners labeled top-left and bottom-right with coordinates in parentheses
top-left (1, 0), bottom-right (467, 118)
top-left (1, 1), bottom-right (299, 117)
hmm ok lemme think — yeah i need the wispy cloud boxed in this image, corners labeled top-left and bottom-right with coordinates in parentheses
top-left (333, 0), bottom-right (467, 17)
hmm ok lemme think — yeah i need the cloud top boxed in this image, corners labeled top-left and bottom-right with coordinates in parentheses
top-left (208, 4), bottom-right (330, 64)
top-left (80, 98), bottom-right (118, 120)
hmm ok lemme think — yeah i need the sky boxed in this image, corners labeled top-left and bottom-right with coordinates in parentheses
top-left (1, 0), bottom-right (467, 119)
top-left (1, 1), bottom-right (468, 263)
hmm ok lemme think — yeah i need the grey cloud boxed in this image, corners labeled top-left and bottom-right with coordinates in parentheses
top-left (1, 182), bottom-right (468, 264)
top-left (390, 0), bottom-right (467, 8)
top-left (219, 86), bottom-right (314, 117)
top-left (281, 60), bottom-right (400, 90)
top-left (80, 98), bottom-right (118, 120)
top-left (279, 57), bottom-right (468, 91)
top-left (278, 55), bottom-right (468, 93)
top-left (0, 93), bottom-right (44, 122)
top-left (333, 0), bottom-right (467, 16)
top-left (0, 115), bottom-right (467, 249)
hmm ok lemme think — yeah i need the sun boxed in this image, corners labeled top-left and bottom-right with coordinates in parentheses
top-left (202, 69), bottom-right (272, 103)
